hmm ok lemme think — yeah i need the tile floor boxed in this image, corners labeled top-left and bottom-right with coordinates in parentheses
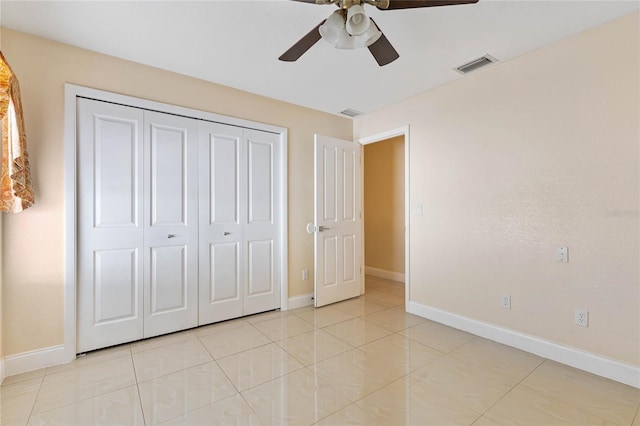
top-left (1, 276), bottom-right (639, 425)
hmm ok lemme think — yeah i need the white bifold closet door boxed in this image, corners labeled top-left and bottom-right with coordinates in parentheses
top-left (77, 98), bottom-right (198, 353)
top-left (198, 122), bottom-right (281, 324)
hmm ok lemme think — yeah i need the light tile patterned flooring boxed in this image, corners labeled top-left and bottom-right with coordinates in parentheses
top-left (2, 276), bottom-right (639, 425)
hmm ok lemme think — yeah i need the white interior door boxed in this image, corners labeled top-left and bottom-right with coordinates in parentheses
top-left (78, 100), bottom-right (200, 351)
top-left (142, 111), bottom-right (199, 338)
top-left (78, 94), bottom-right (285, 350)
top-left (77, 98), bottom-right (144, 353)
top-left (198, 122), bottom-right (245, 324)
top-left (313, 134), bottom-right (362, 307)
top-left (243, 129), bottom-right (281, 315)
top-left (199, 123), bottom-right (281, 324)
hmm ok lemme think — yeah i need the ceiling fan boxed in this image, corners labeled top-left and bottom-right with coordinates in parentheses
top-left (279, 0), bottom-right (479, 66)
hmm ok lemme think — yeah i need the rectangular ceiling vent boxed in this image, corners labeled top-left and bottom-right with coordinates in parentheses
top-left (340, 108), bottom-right (362, 118)
top-left (455, 55), bottom-right (498, 74)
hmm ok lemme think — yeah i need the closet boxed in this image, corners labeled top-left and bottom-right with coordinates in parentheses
top-left (76, 98), bottom-right (282, 353)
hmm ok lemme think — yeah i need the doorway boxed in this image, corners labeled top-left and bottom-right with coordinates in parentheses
top-left (364, 136), bottom-right (405, 280)
top-left (358, 127), bottom-right (410, 308)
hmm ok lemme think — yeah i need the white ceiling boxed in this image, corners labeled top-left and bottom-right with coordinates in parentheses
top-left (1, 1), bottom-right (638, 116)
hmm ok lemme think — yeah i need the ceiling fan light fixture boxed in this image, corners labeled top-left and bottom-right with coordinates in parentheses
top-left (363, 19), bottom-right (382, 46)
top-left (335, 31), bottom-right (357, 49)
top-left (346, 4), bottom-right (370, 36)
top-left (335, 17), bottom-right (381, 49)
top-left (319, 10), bottom-right (345, 45)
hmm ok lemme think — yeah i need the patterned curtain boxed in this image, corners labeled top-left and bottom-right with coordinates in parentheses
top-left (0, 51), bottom-right (34, 213)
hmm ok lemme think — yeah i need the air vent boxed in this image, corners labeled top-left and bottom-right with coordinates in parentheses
top-left (340, 108), bottom-right (362, 117)
top-left (455, 55), bottom-right (498, 74)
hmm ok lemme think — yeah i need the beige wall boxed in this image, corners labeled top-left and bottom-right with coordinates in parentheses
top-left (355, 13), bottom-right (640, 366)
top-left (364, 136), bottom-right (405, 274)
top-left (0, 28), bottom-right (352, 356)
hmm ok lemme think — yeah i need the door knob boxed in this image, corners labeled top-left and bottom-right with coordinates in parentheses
top-left (167, 234), bottom-right (176, 239)
top-left (223, 232), bottom-right (231, 236)
top-left (306, 224), bottom-right (330, 233)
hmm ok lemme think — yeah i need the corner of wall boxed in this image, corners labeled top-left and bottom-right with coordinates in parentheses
top-left (408, 301), bottom-right (640, 389)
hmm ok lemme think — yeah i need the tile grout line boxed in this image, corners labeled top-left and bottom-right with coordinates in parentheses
top-left (130, 347), bottom-right (149, 426)
top-left (21, 350), bottom-right (138, 423)
top-left (473, 357), bottom-right (548, 422)
top-left (632, 403), bottom-right (640, 426)
top-left (23, 370), bottom-right (46, 425)
top-left (515, 361), bottom-right (633, 425)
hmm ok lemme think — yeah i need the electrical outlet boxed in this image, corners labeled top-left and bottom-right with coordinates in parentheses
top-left (574, 309), bottom-right (589, 327)
top-left (302, 269), bottom-right (309, 280)
top-left (501, 294), bottom-right (511, 309)
top-left (556, 246), bottom-right (568, 262)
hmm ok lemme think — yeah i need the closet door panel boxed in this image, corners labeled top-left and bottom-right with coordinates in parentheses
top-left (149, 124), bottom-right (188, 226)
top-left (243, 129), bottom-right (281, 315)
top-left (209, 242), bottom-right (241, 302)
top-left (199, 122), bottom-right (245, 324)
top-left (247, 240), bottom-right (273, 296)
top-left (93, 249), bottom-right (139, 323)
top-left (247, 140), bottom-right (273, 223)
top-left (211, 135), bottom-right (240, 224)
top-left (149, 245), bottom-right (188, 313)
top-left (77, 98), bottom-right (144, 353)
top-left (143, 111), bottom-right (199, 337)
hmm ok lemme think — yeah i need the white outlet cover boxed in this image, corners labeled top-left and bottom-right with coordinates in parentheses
top-left (501, 294), bottom-right (511, 309)
top-left (556, 246), bottom-right (568, 262)
top-left (574, 308), bottom-right (589, 327)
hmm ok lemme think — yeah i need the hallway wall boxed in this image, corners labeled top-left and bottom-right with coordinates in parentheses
top-left (364, 136), bottom-right (405, 279)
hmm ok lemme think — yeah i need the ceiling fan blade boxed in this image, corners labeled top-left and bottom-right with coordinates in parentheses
top-left (368, 20), bottom-right (399, 66)
top-left (378, 0), bottom-right (479, 10)
top-left (279, 20), bottom-right (325, 62)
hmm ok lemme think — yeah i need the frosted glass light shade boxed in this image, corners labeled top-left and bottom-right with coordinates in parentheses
top-left (346, 5), bottom-right (370, 36)
top-left (363, 19), bottom-right (382, 47)
top-left (321, 12), bottom-right (381, 50)
top-left (319, 10), bottom-right (345, 45)
top-left (337, 19), bottom-right (381, 49)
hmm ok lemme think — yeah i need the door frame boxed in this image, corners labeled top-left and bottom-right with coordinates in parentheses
top-left (63, 84), bottom-right (288, 362)
top-left (357, 126), bottom-right (410, 306)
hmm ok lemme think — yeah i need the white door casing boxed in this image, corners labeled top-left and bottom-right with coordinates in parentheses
top-left (313, 134), bottom-right (362, 307)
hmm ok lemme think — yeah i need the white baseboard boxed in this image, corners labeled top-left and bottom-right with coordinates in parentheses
top-left (408, 301), bottom-right (640, 389)
top-left (287, 293), bottom-right (314, 310)
top-left (4, 345), bottom-right (66, 378)
top-left (365, 266), bottom-right (405, 283)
